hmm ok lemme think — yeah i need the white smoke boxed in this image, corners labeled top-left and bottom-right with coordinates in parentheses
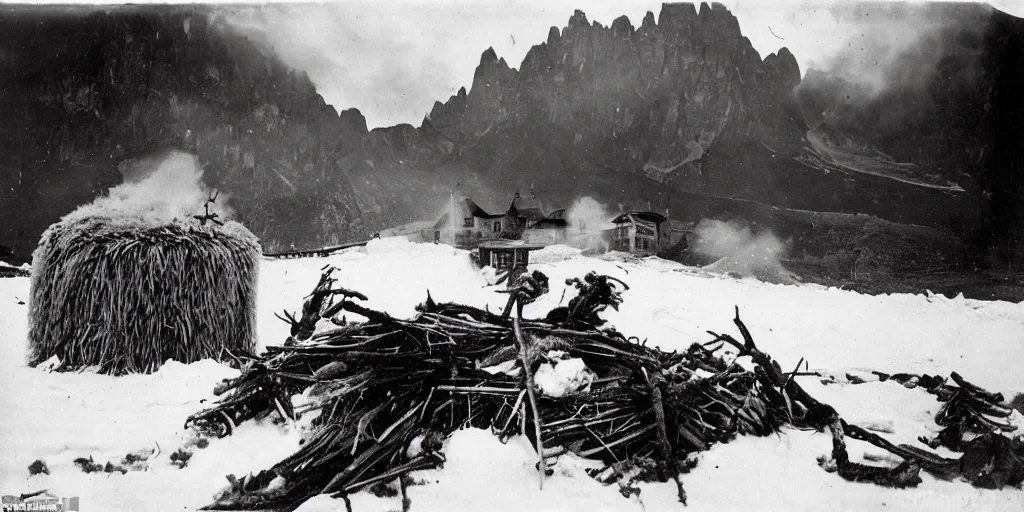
top-left (66, 150), bottom-right (229, 225)
top-left (692, 219), bottom-right (796, 283)
top-left (565, 196), bottom-right (615, 251)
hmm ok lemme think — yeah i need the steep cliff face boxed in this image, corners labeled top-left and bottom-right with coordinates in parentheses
top-left (0, 5), bottom-right (365, 259)
top-left (425, 3), bottom-right (805, 199)
top-left (377, 2), bottom-right (973, 240)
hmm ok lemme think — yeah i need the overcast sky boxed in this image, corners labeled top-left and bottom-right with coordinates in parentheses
top-left (37, 0), bottom-right (1024, 128)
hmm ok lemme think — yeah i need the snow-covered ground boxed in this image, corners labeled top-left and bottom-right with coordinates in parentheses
top-left (2, 239), bottom-right (1023, 512)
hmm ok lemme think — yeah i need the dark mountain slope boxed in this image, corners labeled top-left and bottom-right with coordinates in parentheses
top-left (794, 2), bottom-right (1024, 264)
top-left (0, 5), bottom-right (365, 259)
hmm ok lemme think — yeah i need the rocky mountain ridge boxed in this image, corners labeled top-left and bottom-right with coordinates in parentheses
top-left (1, 2), bottom-right (1020, 267)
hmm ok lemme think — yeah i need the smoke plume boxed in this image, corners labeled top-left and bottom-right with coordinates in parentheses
top-left (66, 150), bottom-right (228, 225)
top-left (565, 196), bottom-right (614, 251)
top-left (692, 219), bottom-right (794, 283)
top-left (566, 197), bottom-right (613, 234)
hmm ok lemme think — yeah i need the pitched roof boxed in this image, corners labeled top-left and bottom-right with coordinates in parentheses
top-left (509, 196), bottom-right (545, 221)
top-left (610, 211), bottom-right (668, 225)
top-left (464, 199), bottom-right (504, 219)
top-left (432, 212), bottom-right (449, 230)
top-left (529, 218), bottom-right (568, 229)
top-left (547, 208), bottom-right (567, 220)
top-left (511, 195), bottom-right (540, 211)
top-left (22, 492), bottom-right (59, 503)
top-left (433, 197), bottom-right (504, 229)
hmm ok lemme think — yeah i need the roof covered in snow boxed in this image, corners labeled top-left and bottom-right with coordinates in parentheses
top-left (464, 198), bottom-right (504, 219)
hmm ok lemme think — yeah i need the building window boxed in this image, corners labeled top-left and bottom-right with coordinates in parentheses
top-left (434, 231), bottom-right (440, 242)
top-left (493, 221), bottom-right (501, 232)
top-left (463, 217), bottom-right (475, 228)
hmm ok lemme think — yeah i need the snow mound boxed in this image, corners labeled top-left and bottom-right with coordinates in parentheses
top-left (530, 244), bottom-right (582, 264)
top-left (364, 235), bottom-right (414, 255)
top-left (478, 265), bottom-right (499, 284)
top-left (534, 352), bottom-right (596, 397)
top-left (299, 428), bottom-right (622, 512)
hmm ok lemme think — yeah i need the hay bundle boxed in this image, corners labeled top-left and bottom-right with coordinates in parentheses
top-left (28, 215), bottom-right (260, 374)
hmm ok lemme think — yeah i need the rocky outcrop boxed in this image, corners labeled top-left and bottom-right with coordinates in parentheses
top-left (427, 3), bottom-right (804, 187)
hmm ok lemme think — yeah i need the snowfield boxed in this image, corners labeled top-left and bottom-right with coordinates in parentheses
top-left (2, 238), bottom-right (1023, 512)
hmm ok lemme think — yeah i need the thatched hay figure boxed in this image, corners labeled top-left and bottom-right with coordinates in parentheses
top-left (28, 215), bottom-right (260, 374)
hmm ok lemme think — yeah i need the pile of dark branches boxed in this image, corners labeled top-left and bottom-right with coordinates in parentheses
top-left (185, 268), bottom-right (1023, 511)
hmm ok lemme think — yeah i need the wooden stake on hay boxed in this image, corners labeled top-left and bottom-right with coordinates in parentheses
top-left (28, 215), bottom-right (260, 374)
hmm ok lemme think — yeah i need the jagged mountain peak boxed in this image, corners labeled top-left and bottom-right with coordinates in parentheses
top-left (338, 108), bottom-right (368, 135)
top-left (415, 0), bottom-right (812, 220)
top-left (567, 9), bottom-right (589, 28)
top-left (763, 47), bottom-right (801, 78)
top-left (547, 26), bottom-right (561, 45)
top-left (658, 2), bottom-right (698, 28)
top-left (641, 11), bottom-right (656, 31)
top-left (610, 15), bottom-right (635, 37)
top-left (479, 46), bottom-right (499, 65)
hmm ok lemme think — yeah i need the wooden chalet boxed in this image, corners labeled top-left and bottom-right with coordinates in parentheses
top-left (425, 191), bottom-right (569, 249)
top-left (500, 192), bottom-right (548, 239)
top-left (428, 198), bottom-right (505, 249)
top-left (608, 211), bottom-right (669, 256)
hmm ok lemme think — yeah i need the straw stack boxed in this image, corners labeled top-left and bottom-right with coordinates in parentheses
top-left (28, 215), bottom-right (260, 374)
